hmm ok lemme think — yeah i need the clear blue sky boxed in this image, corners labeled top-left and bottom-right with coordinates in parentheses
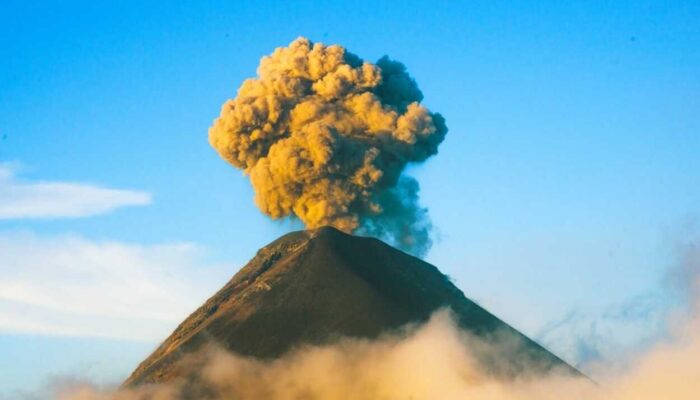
top-left (1, 0), bottom-right (698, 396)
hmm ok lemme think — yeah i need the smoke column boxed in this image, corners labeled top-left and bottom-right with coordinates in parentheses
top-left (209, 37), bottom-right (446, 256)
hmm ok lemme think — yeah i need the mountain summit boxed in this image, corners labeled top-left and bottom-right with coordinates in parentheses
top-left (125, 227), bottom-right (579, 386)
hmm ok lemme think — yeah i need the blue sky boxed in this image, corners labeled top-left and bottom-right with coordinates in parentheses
top-left (1, 0), bottom-right (699, 396)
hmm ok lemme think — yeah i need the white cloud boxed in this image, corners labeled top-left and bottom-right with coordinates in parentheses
top-left (0, 231), bottom-right (234, 341)
top-left (0, 164), bottom-right (151, 219)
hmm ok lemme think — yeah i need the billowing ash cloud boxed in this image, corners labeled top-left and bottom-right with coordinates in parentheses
top-left (209, 37), bottom-right (446, 256)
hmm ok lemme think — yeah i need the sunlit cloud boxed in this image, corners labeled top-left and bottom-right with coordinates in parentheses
top-left (0, 164), bottom-right (151, 220)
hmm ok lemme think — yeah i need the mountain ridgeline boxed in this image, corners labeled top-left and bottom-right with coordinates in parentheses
top-left (125, 226), bottom-right (580, 386)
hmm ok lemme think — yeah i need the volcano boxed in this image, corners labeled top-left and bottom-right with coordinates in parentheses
top-left (125, 227), bottom-right (580, 386)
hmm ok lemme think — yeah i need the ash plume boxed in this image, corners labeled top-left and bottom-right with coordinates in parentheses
top-left (209, 37), bottom-right (446, 256)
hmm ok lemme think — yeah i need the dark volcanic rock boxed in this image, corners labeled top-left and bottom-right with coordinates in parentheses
top-left (125, 227), bottom-right (580, 386)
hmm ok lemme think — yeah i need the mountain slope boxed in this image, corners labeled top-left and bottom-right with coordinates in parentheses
top-left (125, 226), bottom-right (580, 386)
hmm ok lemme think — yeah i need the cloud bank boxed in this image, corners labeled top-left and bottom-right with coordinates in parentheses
top-left (209, 37), bottom-right (446, 256)
top-left (57, 304), bottom-right (700, 400)
top-left (0, 164), bottom-right (151, 220)
top-left (54, 238), bottom-right (700, 400)
top-left (0, 232), bottom-right (231, 341)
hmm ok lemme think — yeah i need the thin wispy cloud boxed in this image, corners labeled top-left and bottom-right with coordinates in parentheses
top-left (0, 231), bottom-right (233, 341)
top-left (536, 231), bottom-right (700, 370)
top-left (535, 295), bottom-right (667, 369)
top-left (0, 164), bottom-right (151, 220)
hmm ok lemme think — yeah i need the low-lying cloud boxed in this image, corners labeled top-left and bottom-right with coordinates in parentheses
top-left (56, 299), bottom-right (700, 400)
top-left (0, 231), bottom-right (231, 341)
top-left (55, 237), bottom-right (700, 399)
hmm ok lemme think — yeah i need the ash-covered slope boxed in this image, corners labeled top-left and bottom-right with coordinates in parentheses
top-left (125, 227), bottom-right (579, 386)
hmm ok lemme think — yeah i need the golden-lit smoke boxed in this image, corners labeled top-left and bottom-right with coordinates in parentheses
top-left (56, 240), bottom-right (700, 400)
top-left (57, 308), bottom-right (700, 400)
top-left (209, 37), bottom-right (446, 256)
top-left (57, 311), bottom-right (591, 400)
top-left (57, 310), bottom-right (700, 399)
